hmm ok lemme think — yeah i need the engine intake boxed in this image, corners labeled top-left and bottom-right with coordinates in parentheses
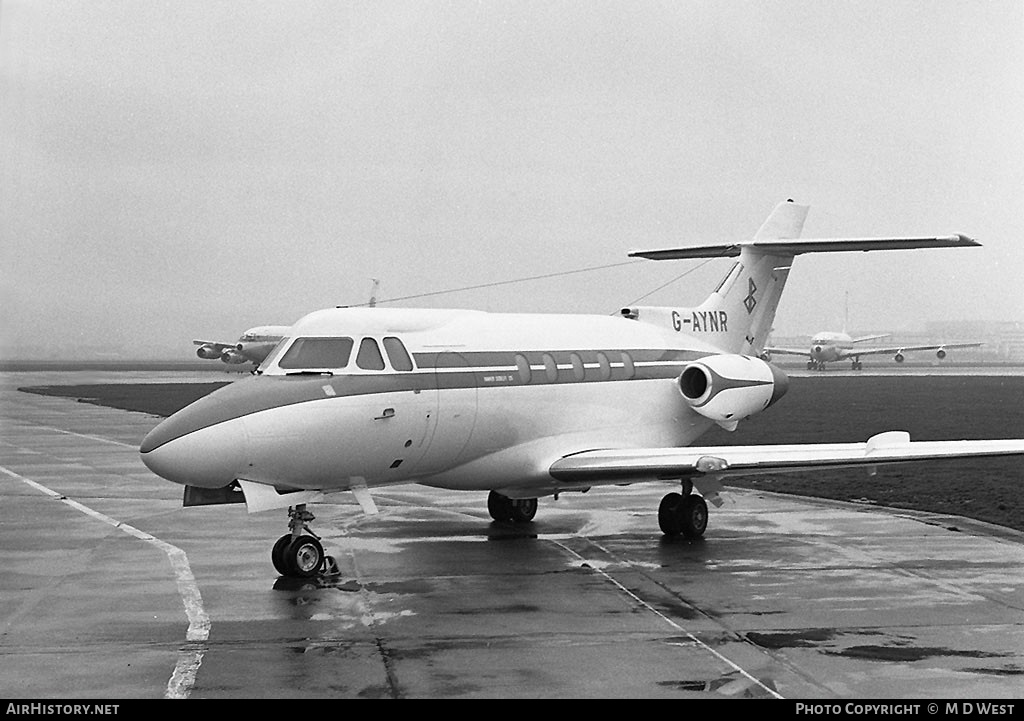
top-left (196, 345), bottom-right (221, 360)
top-left (220, 349), bottom-right (248, 364)
top-left (678, 354), bottom-right (789, 430)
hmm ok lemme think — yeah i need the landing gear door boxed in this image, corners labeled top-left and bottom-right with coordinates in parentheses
top-left (418, 351), bottom-right (479, 475)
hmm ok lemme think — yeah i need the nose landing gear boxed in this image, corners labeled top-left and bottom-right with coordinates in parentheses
top-left (271, 504), bottom-right (339, 578)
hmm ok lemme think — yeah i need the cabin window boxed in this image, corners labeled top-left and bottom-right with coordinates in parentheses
top-left (278, 337), bottom-right (353, 369)
top-left (596, 352), bottom-right (611, 381)
top-left (356, 338), bottom-right (385, 370)
top-left (570, 353), bottom-right (585, 382)
top-left (542, 353), bottom-right (558, 382)
top-left (383, 337), bottom-right (413, 371)
top-left (514, 354), bottom-right (531, 383)
top-left (621, 352), bottom-right (635, 379)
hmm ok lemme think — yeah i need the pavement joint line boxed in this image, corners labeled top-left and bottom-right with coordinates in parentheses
top-left (548, 537), bottom-right (786, 700)
top-left (0, 463), bottom-right (209, 699)
top-left (10, 421), bottom-right (138, 449)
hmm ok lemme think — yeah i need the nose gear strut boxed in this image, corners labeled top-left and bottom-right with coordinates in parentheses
top-left (270, 504), bottom-right (339, 578)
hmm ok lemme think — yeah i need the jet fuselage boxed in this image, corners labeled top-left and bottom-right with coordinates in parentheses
top-left (144, 307), bottom-right (729, 498)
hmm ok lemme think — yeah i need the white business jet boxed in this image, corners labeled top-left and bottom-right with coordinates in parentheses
top-left (193, 325), bottom-right (290, 366)
top-left (141, 200), bottom-right (1024, 578)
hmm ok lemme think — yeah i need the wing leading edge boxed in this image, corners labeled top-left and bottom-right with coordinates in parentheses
top-left (836, 342), bottom-right (983, 359)
top-left (549, 432), bottom-right (1024, 486)
top-left (193, 340), bottom-right (234, 351)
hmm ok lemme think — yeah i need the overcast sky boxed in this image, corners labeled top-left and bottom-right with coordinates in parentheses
top-left (2, 1), bottom-right (1022, 359)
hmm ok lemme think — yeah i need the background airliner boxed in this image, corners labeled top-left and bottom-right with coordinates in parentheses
top-left (193, 325), bottom-right (289, 365)
top-left (764, 332), bottom-right (982, 370)
top-left (142, 200), bottom-right (1024, 578)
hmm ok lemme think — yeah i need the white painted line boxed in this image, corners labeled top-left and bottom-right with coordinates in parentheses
top-left (0, 464), bottom-right (209, 699)
top-left (549, 538), bottom-right (785, 699)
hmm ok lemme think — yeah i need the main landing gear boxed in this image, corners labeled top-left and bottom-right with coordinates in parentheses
top-left (271, 504), bottom-right (338, 578)
top-left (658, 480), bottom-right (708, 539)
top-left (487, 491), bottom-right (538, 523)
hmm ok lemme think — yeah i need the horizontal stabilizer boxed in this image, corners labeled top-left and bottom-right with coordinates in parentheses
top-left (630, 235), bottom-right (979, 261)
top-left (549, 433), bottom-right (1024, 485)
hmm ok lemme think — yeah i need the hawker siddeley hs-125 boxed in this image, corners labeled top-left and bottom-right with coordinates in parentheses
top-left (141, 200), bottom-right (1024, 578)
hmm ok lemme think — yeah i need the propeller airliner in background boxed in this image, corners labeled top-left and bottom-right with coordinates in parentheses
top-left (193, 325), bottom-right (290, 366)
top-left (142, 200), bottom-right (1024, 578)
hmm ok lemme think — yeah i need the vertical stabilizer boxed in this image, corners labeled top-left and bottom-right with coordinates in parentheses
top-left (698, 201), bottom-right (807, 353)
top-left (753, 199), bottom-right (810, 240)
top-left (628, 201), bottom-right (806, 354)
top-left (692, 245), bottom-right (797, 354)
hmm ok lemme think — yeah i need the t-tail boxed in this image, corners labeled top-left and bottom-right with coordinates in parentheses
top-left (626, 199), bottom-right (979, 355)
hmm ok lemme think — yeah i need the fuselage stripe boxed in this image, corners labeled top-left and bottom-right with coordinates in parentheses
top-left (142, 348), bottom-right (709, 453)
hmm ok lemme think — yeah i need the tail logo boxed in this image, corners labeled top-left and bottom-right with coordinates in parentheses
top-left (743, 278), bottom-right (758, 315)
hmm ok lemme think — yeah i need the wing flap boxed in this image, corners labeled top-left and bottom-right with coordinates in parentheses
top-left (548, 433), bottom-right (1024, 485)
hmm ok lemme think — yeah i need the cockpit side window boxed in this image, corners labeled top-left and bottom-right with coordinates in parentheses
top-left (383, 337), bottom-right (414, 371)
top-left (259, 338), bottom-right (290, 370)
top-left (356, 337), bottom-right (385, 370)
top-left (278, 337), bottom-right (354, 369)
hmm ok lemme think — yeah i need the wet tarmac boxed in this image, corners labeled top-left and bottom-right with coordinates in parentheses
top-left (2, 370), bottom-right (1023, 699)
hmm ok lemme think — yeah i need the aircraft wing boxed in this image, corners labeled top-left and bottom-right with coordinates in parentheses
top-left (193, 339), bottom-right (235, 351)
top-left (763, 346), bottom-right (809, 357)
top-left (838, 342), bottom-right (982, 358)
top-left (548, 432), bottom-right (1024, 494)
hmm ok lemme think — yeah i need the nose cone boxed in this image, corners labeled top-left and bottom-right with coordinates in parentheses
top-left (139, 380), bottom-right (258, 487)
top-left (140, 374), bottom-right (328, 488)
top-left (141, 418), bottom-right (247, 487)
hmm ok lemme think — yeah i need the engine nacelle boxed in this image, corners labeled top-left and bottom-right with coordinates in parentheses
top-left (196, 345), bottom-right (221, 360)
top-left (678, 354), bottom-right (789, 430)
top-left (894, 352), bottom-right (905, 363)
top-left (936, 348), bottom-right (946, 359)
top-left (220, 349), bottom-right (249, 364)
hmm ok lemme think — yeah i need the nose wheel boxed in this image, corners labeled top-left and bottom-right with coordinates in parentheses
top-left (271, 505), bottom-right (337, 578)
